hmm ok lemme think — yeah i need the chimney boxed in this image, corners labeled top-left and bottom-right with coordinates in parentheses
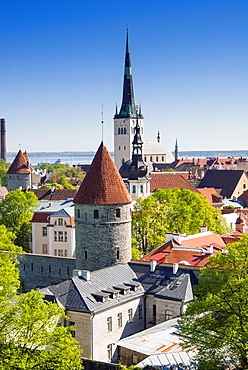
top-left (205, 245), bottom-right (213, 255)
top-left (0, 118), bottom-right (7, 162)
top-left (200, 226), bottom-right (208, 233)
top-left (173, 263), bottom-right (179, 275)
top-left (73, 269), bottom-right (90, 281)
top-left (150, 260), bottom-right (157, 272)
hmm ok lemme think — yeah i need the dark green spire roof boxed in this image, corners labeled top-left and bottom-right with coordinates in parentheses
top-left (115, 31), bottom-right (143, 119)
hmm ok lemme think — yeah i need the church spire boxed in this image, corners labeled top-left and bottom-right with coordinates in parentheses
top-left (175, 138), bottom-right (179, 160)
top-left (115, 30), bottom-right (141, 119)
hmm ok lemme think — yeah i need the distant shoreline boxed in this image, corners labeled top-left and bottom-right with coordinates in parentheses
top-left (7, 150), bottom-right (248, 158)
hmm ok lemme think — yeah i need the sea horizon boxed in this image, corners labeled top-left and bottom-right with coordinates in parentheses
top-left (7, 150), bottom-right (248, 167)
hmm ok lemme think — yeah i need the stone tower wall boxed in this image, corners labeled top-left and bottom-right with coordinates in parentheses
top-left (7, 173), bottom-right (32, 192)
top-left (75, 203), bottom-right (132, 271)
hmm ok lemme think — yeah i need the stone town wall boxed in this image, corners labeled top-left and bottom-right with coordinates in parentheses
top-left (75, 203), bottom-right (131, 271)
top-left (18, 253), bottom-right (76, 292)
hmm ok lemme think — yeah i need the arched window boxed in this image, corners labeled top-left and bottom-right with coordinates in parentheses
top-left (140, 185), bottom-right (144, 193)
top-left (132, 185), bottom-right (136, 193)
top-left (156, 156), bottom-right (158, 162)
top-left (144, 156), bottom-right (146, 162)
top-left (150, 156), bottom-right (153, 162)
top-left (121, 127), bottom-right (124, 134)
top-left (58, 218), bottom-right (63, 226)
top-left (162, 156), bottom-right (164, 161)
top-left (124, 127), bottom-right (127, 134)
top-left (118, 128), bottom-right (120, 135)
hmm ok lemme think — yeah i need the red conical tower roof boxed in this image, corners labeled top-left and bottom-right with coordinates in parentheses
top-left (74, 143), bottom-right (132, 205)
top-left (7, 149), bottom-right (32, 174)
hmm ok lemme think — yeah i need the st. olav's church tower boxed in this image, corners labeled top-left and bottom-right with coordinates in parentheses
top-left (114, 31), bottom-right (144, 171)
top-left (114, 31), bottom-right (174, 174)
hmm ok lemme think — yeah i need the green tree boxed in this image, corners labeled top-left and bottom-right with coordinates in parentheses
top-left (179, 234), bottom-right (248, 370)
top-left (132, 188), bottom-right (229, 255)
top-left (39, 182), bottom-right (64, 189)
top-left (0, 225), bottom-right (22, 299)
top-left (0, 226), bottom-right (82, 370)
top-left (0, 290), bottom-right (82, 370)
top-left (0, 189), bottom-right (38, 252)
top-left (0, 159), bottom-right (10, 187)
top-left (58, 175), bottom-right (77, 189)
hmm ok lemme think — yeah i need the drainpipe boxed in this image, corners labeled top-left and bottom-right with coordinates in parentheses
top-left (91, 312), bottom-right (95, 359)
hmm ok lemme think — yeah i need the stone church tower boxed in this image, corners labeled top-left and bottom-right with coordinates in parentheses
top-left (114, 30), bottom-right (144, 170)
top-left (74, 142), bottom-right (133, 272)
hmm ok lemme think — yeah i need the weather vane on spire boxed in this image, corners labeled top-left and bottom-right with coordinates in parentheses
top-left (101, 104), bottom-right (104, 143)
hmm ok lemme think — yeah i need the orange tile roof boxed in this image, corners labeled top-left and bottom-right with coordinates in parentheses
top-left (7, 150), bottom-right (32, 174)
top-left (149, 173), bottom-right (200, 193)
top-left (74, 142), bottom-right (132, 205)
top-left (197, 187), bottom-right (223, 206)
top-left (141, 232), bottom-right (226, 267)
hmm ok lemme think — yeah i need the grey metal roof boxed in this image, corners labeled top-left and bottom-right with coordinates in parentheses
top-left (129, 262), bottom-right (195, 303)
top-left (41, 264), bottom-right (144, 313)
top-left (116, 318), bottom-right (198, 369)
top-left (41, 263), bottom-right (195, 314)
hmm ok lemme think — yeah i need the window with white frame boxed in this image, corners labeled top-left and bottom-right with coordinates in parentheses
top-left (117, 313), bottom-right (122, 328)
top-left (42, 244), bottom-right (48, 254)
top-left (128, 308), bottom-right (133, 323)
top-left (58, 231), bottom-right (63, 241)
top-left (42, 227), bottom-right (47, 237)
top-left (107, 344), bottom-right (112, 361)
top-left (107, 317), bottom-right (112, 332)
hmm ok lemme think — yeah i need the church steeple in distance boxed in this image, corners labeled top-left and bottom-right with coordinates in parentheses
top-left (115, 30), bottom-right (142, 119)
top-left (175, 138), bottom-right (179, 161)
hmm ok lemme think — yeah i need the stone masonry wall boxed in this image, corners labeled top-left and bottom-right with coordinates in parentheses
top-left (75, 203), bottom-right (131, 271)
top-left (18, 253), bottom-right (76, 292)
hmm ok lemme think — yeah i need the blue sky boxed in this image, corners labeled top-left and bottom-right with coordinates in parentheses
top-left (1, 0), bottom-right (248, 153)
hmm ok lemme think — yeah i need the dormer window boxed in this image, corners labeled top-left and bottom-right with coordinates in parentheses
top-left (58, 218), bottom-right (63, 226)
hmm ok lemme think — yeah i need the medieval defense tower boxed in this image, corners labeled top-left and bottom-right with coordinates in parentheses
top-left (74, 142), bottom-right (133, 272)
top-left (114, 30), bottom-right (144, 170)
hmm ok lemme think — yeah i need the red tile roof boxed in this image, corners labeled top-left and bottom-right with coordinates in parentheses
top-left (74, 142), bottom-right (132, 205)
top-left (28, 189), bottom-right (77, 200)
top-left (149, 173), bottom-right (200, 193)
top-left (31, 212), bottom-right (52, 222)
top-left (7, 150), bottom-right (32, 174)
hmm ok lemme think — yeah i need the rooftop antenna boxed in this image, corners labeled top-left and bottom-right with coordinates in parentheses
top-left (101, 104), bottom-right (104, 143)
